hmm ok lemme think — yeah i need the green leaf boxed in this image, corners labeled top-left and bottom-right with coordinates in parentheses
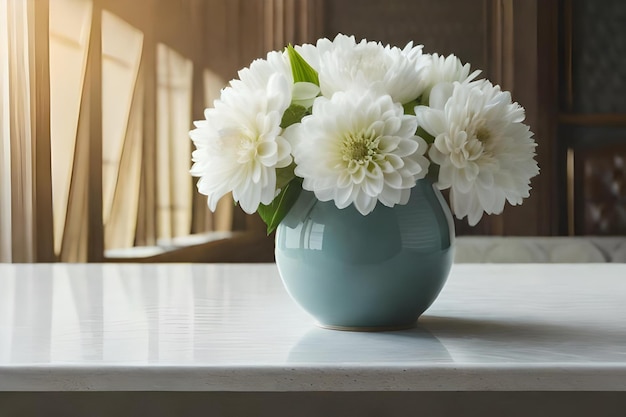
top-left (275, 163), bottom-right (296, 190)
top-left (286, 44), bottom-right (319, 85)
top-left (258, 178), bottom-right (303, 235)
top-left (416, 126), bottom-right (435, 144)
top-left (425, 163), bottom-right (439, 184)
top-left (280, 103), bottom-right (308, 128)
top-left (402, 98), bottom-right (420, 115)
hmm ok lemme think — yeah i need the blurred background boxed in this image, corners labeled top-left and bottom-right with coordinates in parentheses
top-left (1, 0), bottom-right (625, 263)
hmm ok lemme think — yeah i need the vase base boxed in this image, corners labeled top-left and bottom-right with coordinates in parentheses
top-left (316, 322), bottom-right (416, 332)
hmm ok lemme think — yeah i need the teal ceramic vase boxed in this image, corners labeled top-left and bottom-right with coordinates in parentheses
top-left (275, 179), bottom-right (455, 331)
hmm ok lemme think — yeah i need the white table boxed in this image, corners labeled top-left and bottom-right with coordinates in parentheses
top-left (1, 263), bottom-right (625, 416)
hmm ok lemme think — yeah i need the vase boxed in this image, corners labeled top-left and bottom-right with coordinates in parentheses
top-left (275, 178), bottom-right (455, 331)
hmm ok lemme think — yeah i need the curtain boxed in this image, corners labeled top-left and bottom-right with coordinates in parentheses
top-left (0, 0), bottom-right (324, 262)
top-left (0, 0), bottom-right (54, 263)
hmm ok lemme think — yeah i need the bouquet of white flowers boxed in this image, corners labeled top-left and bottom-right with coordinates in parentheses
top-left (190, 34), bottom-right (539, 233)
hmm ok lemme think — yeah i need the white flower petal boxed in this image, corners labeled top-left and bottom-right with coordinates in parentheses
top-left (428, 82), bottom-right (454, 109)
top-left (379, 186), bottom-right (402, 207)
top-left (416, 108), bottom-right (446, 138)
top-left (419, 80), bottom-right (538, 224)
top-left (290, 89), bottom-right (429, 212)
top-left (192, 34), bottom-right (538, 226)
top-left (292, 82), bottom-right (321, 108)
top-left (314, 34), bottom-right (426, 103)
top-left (354, 192), bottom-right (377, 215)
top-left (189, 54), bottom-right (292, 213)
top-left (335, 184), bottom-right (355, 207)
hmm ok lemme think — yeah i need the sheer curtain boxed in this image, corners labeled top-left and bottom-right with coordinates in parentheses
top-left (0, 0), bottom-right (323, 263)
top-left (48, 0), bottom-right (94, 260)
top-left (0, 0), bottom-right (15, 262)
top-left (0, 0), bottom-right (54, 263)
top-left (155, 44), bottom-right (193, 243)
top-left (49, 0), bottom-right (218, 261)
top-left (101, 10), bottom-right (144, 250)
top-left (0, 0), bottom-right (35, 261)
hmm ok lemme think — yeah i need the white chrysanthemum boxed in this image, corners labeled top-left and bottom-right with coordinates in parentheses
top-left (421, 53), bottom-right (480, 103)
top-left (296, 34), bottom-right (428, 104)
top-left (415, 80), bottom-right (539, 225)
top-left (233, 50), bottom-right (293, 90)
top-left (286, 90), bottom-right (430, 215)
top-left (190, 53), bottom-right (293, 214)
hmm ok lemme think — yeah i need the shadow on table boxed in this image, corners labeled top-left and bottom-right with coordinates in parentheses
top-left (288, 313), bottom-right (626, 364)
top-left (418, 314), bottom-right (617, 342)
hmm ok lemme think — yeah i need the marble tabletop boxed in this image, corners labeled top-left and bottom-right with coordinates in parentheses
top-left (0, 263), bottom-right (625, 392)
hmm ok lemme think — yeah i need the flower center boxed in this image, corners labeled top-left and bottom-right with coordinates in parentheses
top-left (465, 121), bottom-right (496, 163)
top-left (475, 126), bottom-right (491, 143)
top-left (341, 131), bottom-right (377, 164)
top-left (236, 131), bottom-right (258, 162)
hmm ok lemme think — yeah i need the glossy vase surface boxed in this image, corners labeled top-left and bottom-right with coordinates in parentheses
top-left (275, 179), bottom-right (455, 331)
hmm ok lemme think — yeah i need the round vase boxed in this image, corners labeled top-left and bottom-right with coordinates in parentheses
top-left (274, 179), bottom-right (455, 331)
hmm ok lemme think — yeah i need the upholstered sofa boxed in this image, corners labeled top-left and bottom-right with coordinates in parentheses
top-left (455, 237), bottom-right (626, 263)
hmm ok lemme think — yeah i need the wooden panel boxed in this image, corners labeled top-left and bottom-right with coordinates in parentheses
top-left (323, 0), bottom-right (489, 72)
top-left (573, 143), bottom-right (626, 235)
top-left (559, 113), bottom-right (626, 127)
top-left (532, 1), bottom-right (560, 236)
top-left (568, 0), bottom-right (626, 114)
top-left (557, 0), bottom-right (626, 236)
top-left (497, 0), bottom-right (545, 236)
